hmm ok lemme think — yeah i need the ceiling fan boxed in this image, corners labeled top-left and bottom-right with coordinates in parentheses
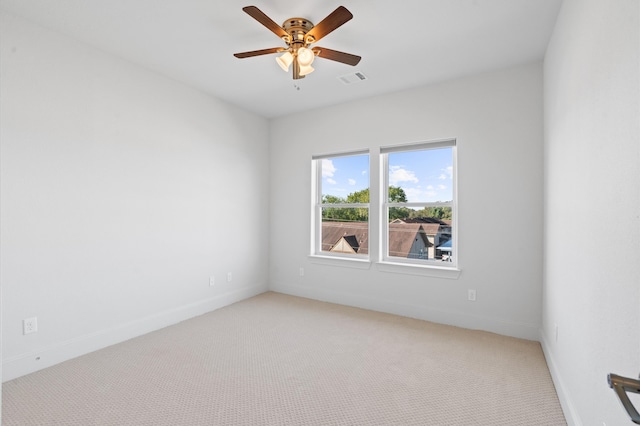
top-left (233, 5), bottom-right (361, 80)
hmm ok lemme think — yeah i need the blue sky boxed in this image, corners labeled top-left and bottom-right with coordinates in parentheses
top-left (322, 148), bottom-right (453, 203)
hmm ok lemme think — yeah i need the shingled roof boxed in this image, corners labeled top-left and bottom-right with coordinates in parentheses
top-left (395, 217), bottom-right (449, 225)
top-left (322, 220), bottom-right (446, 258)
top-left (322, 222), bottom-right (369, 254)
top-left (388, 223), bottom-right (431, 258)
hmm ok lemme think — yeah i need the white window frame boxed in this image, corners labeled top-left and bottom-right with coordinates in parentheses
top-left (309, 140), bottom-right (459, 278)
top-left (380, 139), bottom-right (458, 270)
top-left (310, 150), bottom-right (370, 262)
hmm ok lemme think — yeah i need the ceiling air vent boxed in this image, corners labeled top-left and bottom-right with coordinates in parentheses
top-left (338, 71), bottom-right (368, 85)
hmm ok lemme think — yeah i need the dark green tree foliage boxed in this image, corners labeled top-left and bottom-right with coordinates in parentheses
top-left (322, 195), bottom-right (345, 204)
top-left (388, 186), bottom-right (407, 202)
top-left (322, 194), bottom-right (349, 221)
top-left (343, 188), bottom-right (369, 221)
top-left (386, 186), bottom-right (411, 220)
top-left (407, 206), bottom-right (452, 220)
top-left (346, 188), bottom-right (369, 203)
top-left (321, 190), bottom-right (368, 222)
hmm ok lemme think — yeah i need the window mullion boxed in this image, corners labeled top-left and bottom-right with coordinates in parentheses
top-left (321, 203), bottom-right (369, 209)
top-left (387, 202), bottom-right (453, 208)
top-left (381, 152), bottom-right (390, 262)
top-left (312, 160), bottom-right (322, 254)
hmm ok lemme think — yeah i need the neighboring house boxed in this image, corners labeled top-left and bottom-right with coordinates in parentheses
top-left (437, 239), bottom-right (453, 262)
top-left (322, 222), bottom-right (369, 255)
top-left (331, 235), bottom-right (361, 254)
top-left (388, 222), bottom-right (432, 259)
top-left (322, 218), bottom-right (452, 259)
top-left (390, 218), bottom-right (452, 259)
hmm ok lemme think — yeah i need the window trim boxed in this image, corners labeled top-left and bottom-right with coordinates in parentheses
top-left (310, 150), bottom-right (370, 261)
top-left (310, 140), bottom-right (460, 276)
top-left (380, 139), bottom-right (458, 270)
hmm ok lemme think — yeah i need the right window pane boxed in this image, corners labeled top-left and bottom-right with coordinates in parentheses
top-left (384, 142), bottom-right (456, 265)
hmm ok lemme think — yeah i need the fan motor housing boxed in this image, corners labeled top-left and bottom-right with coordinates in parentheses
top-left (282, 18), bottom-right (314, 44)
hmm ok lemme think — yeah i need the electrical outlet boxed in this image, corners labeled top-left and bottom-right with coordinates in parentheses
top-left (23, 317), bottom-right (38, 335)
top-left (467, 289), bottom-right (476, 301)
top-left (555, 324), bottom-right (559, 342)
top-left (209, 276), bottom-right (215, 287)
top-left (299, 267), bottom-right (304, 277)
top-left (227, 272), bottom-right (232, 283)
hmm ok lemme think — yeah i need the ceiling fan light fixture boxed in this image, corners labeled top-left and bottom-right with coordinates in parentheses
top-left (296, 47), bottom-right (315, 67)
top-left (235, 6), bottom-right (361, 80)
top-left (299, 64), bottom-right (315, 76)
top-left (276, 51), bottom-right (293, 71)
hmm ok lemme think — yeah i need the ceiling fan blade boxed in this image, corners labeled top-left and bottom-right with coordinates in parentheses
top-left (313, 47), bottom-right (361, 66)
top-left (306, 6), bottom-right (353, 43)
top-left (234, 47), bottom-right (284, 58)
top-left (242, 6), bottom-right (288, 39)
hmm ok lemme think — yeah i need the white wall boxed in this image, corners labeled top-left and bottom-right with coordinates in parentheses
top-left (269, 62), bottom-right (544, 340)
top-left (0, 13), bottom-right (270, 381)
top-left (542, 1), bottom-right (640, 425)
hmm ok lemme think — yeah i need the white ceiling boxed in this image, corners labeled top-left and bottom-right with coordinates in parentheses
top-left (0, 0), bottom-right (562, 118)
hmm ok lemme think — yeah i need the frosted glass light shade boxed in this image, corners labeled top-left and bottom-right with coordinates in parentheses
top-left (276, 52), bottom-right (293, 72)
top-left (299, 64), bottom-right (315, 76)
top-left (297, 47), bottom-right (315, 67)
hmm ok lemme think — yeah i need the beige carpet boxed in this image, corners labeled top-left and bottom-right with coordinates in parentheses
top-left (2, 292), bottom-right (566, 425)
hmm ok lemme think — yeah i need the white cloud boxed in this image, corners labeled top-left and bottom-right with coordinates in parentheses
top-left (426, 185), bottom-right (434, 190)
top-left (361, 170), bottom-right (367, 176)
top-left (322, 159), bottom-right (336, 178)
top-left (403, 188), bottom-right (420, 199)
top-left (405, 187), bottom-right (436, 200)
top-left (389, 166), bottom-right (419, 186)
top-left (439, 166), bottom-right (453, 180)
top-left (326, 178), bottom-right (337, 185)
top-left (438, 184), bottom-right (447, 190)
top-left (348, 179), bottom-right (356, 186)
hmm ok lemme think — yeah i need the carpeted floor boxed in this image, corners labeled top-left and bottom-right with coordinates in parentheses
top-left (2, 292), bottom-right (566, 425)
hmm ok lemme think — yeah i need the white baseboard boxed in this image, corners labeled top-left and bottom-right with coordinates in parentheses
top-left (270, 283), bottom-right (541, 341)
top-left (2, 285), bottom-right (267, 382)
top-left (539, 331), bottom-right (582, 426)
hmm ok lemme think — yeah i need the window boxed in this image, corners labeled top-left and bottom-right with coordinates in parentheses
top-left (381, 140), bottom-right (456, 267)
top-left (312, 151), bottom-right (370, 259)
top-left (311, 140), bottom-right (457, 271)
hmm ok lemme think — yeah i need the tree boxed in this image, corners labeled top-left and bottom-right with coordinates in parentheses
top-left (346, 188), bottom-right (369, 203)
top-left (322, 186), bottom-right (418, 222)
top-left (322, 194), bottom-right (346, 204)
top-left (321, 195), bottom-right (345, 221)
top-left (387, 186), bottom-right (411, 220)
top-left (407, 206), bottom-right (452, 220)
top-left (388, 186), bottom-right (407, 203)
top-left (342, 189), bottom-right (369, 221)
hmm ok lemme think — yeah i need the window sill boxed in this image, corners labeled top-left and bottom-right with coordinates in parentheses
top-left (308, 255), bottom-right (460, 278)
top-left (308, 255), bottom-right (372, 270)
top-left (376, 261), bottom-right (461, 279)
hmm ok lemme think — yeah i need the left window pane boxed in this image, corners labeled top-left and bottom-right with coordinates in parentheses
top-left (314, 153), bottom-right (369, 257)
